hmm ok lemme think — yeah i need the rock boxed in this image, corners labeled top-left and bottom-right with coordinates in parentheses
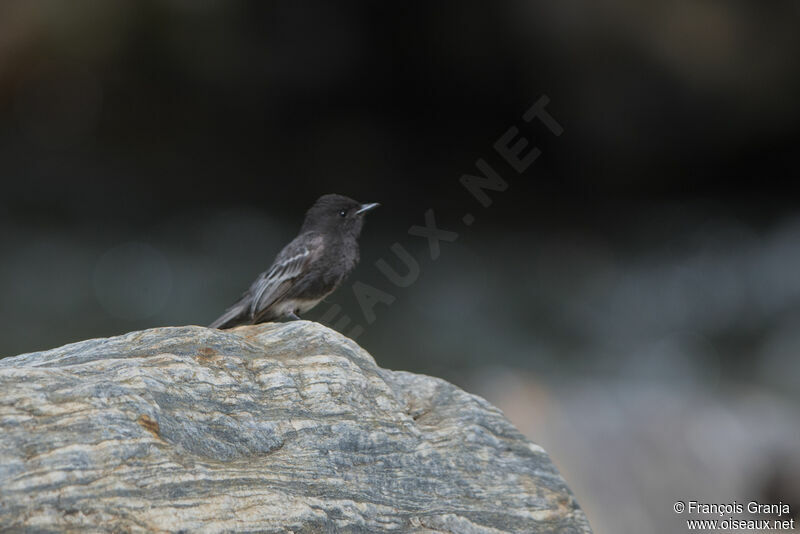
top-left (0, 321), bottom-right (591, 533)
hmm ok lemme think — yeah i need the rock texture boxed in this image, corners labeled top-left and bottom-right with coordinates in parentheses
top-left (0, 321), bottom-right (591, 533)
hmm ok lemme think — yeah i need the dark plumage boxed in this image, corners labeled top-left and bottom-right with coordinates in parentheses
top-left (209, 194), bottom-right (379, 329)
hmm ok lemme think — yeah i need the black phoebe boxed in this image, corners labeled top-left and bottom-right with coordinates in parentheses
top-left (209, 194), bottom-right (379, 329)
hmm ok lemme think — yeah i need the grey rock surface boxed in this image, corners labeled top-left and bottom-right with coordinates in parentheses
top-left (0, 321), bottom-right (591, 533)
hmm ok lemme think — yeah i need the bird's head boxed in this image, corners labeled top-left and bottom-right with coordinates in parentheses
top-left (301, 194), bottom-right (380, 237)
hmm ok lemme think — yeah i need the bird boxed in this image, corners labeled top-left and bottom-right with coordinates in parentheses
top-left (209, 194), bottom-right (379, 329)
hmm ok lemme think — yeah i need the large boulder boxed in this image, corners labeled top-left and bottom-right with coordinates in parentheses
top-left (0, 321), bottom-right (592, 533)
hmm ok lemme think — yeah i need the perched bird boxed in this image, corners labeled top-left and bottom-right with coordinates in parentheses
top-left (209, 194), bottom-right (379, 329)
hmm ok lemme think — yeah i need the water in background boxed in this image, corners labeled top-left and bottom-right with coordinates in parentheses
top-left (1, 2), bottom-right (798, 533)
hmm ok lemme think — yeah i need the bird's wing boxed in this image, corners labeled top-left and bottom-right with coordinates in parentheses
top-left (248, 233), bottom-right (323, 320)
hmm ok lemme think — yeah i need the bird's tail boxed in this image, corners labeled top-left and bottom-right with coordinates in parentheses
top-left (208, 298), bottom-right (251, 329)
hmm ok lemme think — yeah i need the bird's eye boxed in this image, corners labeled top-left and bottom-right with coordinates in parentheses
top-left (338, 209), bottom-right (347, 217)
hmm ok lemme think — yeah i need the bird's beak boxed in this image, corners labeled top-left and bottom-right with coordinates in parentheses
top-left (355, 202), bottom-right (380, 215)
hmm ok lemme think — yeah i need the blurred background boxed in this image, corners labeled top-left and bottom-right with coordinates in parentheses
top-left (1, 1), bottom-right (799, 532)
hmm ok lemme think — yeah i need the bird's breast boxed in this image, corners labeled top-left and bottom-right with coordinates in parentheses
top-left (327, 238), bottom-right (359, 272)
